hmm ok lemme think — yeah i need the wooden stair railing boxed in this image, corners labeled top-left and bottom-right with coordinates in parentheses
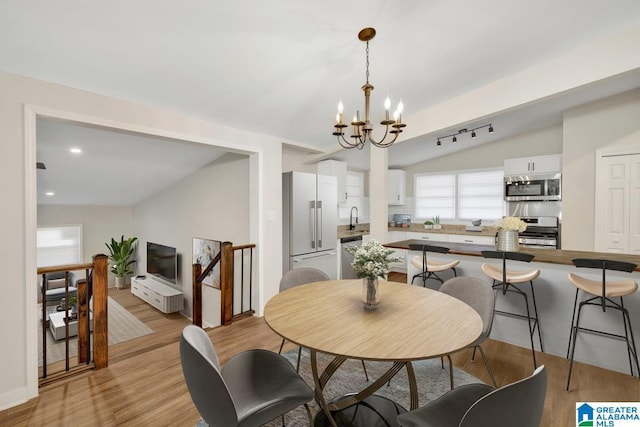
top-left (192, 241), bottom-right (256, 327)
top-left (37, 254), bottom-right (109, 385)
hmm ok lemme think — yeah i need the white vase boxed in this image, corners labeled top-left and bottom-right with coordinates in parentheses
top-left (115, 276), bottom-right (126, 289)
top-left (497, 229), bottom-right (519, 251)
top-left (362, 278), bottom-right (380, 310)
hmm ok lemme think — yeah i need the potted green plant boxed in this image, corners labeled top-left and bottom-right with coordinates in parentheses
top-left (432, 215), bottom-right (442, 229)
top-left (423, 220), bottom-right (434, 229)
top-left (67, 295), bottom-right (78, 316)
top-left (105, 235), bottom-right (138, 289)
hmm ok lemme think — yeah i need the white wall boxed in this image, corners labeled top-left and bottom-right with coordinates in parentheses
top-left (404, 125), bottom-right (563, 195)
top-left (562, 87), bottom-right (640, 250)
top-left (282, 147), bottom-right (317, 174)
top-left (0, 69), bottom-right (283, 411)
top-left (37, 205), bottom-right (134, 285)
top-left (133, 153), bottom-right (249, 326)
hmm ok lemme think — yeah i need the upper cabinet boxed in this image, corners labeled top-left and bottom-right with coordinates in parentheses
top-left (388, 169), bottom-right (406, 205)
top-left (317, 160), bottom-right (347, 204)
top-left (504, 154), bottom-right (562, 175)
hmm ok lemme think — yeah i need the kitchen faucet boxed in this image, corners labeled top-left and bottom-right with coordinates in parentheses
top-left (349, 206), bottom-right (359, 230)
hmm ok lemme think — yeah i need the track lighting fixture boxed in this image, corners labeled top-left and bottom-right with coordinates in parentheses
top-left (435, 123), bottom-right (494, 147)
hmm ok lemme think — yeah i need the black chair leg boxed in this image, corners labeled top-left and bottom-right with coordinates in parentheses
top-left (566, 288), bottom-right (580, 359)
top-left (521, 290), bottom-right (537, 368)
top-left (529, 281), bottom-right (544, 353)
top-left (621, 298), bottom-right (640, 377)
top-left (567, 301), bottom-right (586, 390)
top-left (296, 346), bottom-right (302, 372)
top-left (361, 360), bottom-right (369, 381)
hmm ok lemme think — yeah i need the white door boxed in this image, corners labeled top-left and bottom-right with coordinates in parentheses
top-left (600, 155), bottom-right (629, 253)
top-left (596, 153), bottom-right (640, 254)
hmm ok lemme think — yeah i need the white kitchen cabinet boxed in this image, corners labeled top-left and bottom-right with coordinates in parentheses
top-left (504, 154), bottom-right (562, 175)
top-left (448, 234), bottom-right (495, 245)
top-left (387, 169), bottom-right (406, 205)
top-left (405, 231), bottom-right (449, 243)
top-left (386, 231), bottom-right (407, 272)
top-left (317, 160), bottom-right (348, 204)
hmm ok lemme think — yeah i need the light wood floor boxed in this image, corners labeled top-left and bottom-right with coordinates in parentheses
top-left (2, 281), bottom-right (639, 426)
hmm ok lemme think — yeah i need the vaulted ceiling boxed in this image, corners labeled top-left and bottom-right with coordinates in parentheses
top-left (2, 1), bottom-right (640, 203)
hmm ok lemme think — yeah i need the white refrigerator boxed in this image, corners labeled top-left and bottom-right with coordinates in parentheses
top-left (283, 171), bottom-right (338, 279)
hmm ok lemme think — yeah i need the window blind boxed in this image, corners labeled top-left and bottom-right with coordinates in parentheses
top-left (415, 169), bottom-right (504, 221)
top-left (37, 225), bottom-right (83, 267)
top-left (458, 170), bottom-right (505, 220)
top-left (415, 173), bottom-right (456, 219)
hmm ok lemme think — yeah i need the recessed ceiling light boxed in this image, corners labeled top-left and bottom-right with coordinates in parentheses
top-left (45, 192), bottom-right (55, 196)
top-left (70, 148), bottom-right (82, 154)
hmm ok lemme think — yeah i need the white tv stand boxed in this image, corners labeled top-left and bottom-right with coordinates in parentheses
top-left (131, 276), bottom-right (184, 314)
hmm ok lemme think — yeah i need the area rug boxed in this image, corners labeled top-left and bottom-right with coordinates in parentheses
top-left (262, 348), bottom-right (483, 426)
top-left (38, 296), bottom-right (153, 366)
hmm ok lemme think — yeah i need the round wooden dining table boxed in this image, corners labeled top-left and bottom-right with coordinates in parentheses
top-left (264, 279), bottom-right (483, 427)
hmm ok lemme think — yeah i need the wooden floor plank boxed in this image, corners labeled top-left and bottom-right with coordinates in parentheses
top-left (2, 281), bottom-right (638, 426)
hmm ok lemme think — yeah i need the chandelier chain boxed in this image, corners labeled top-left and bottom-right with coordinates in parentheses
top-left (365, 41), bottom-right (370, 85)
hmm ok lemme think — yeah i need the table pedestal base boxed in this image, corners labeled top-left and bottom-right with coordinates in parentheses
top-left (313, 394), bottom-right (407, 427)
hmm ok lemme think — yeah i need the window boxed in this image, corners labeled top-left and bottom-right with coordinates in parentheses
top-left (457, 170), bottom-right (505, 220)
top-left (415, 169), bottom-right (504, 221)
top-left (37, 225), bottom-right (83, 267)
top-left (415, 173), bottom-right (455, 219)
top-left (339, 172), bottom-right (364, 220)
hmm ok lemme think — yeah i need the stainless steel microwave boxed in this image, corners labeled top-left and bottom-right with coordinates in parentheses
top-left (504, 173), bottom-right (561, 201)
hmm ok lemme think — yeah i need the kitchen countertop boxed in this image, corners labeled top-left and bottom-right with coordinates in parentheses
top-left (384, 239), bottom-right (640, 272)
top-left (337, 223), bottom-right (498, 240)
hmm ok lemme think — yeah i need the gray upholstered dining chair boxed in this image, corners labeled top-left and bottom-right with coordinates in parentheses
top-left (278, 267), bottom-right (369, 380)
top-left (278, 268), bottom-right (331, 371)
top-left (180, 325), bottom-right (313, 427)
top-left (397, 365), bottom-right (547, 427)
top-left (439, 277), bottom-right (497, 389)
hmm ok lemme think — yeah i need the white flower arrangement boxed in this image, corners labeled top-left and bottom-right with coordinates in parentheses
top-left (344, 239), bottom-right (402, 279)
top-left (497, 216), bottom-right (527, 232)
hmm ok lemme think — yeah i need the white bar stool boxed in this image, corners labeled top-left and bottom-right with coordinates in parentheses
top-left (481, 250), bottom-right (543, 368)
top-left (566, 258), bottom-right (639, 390)
top-left (409, 243), bottom-right (459, 287)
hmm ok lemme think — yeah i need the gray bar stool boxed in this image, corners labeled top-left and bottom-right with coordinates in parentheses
top-left (566, 258), bottom-right (639, 390)
top-left (481, 250), bottom-right (543, 368)
top-left (409, 243), bottom-right (459, 287)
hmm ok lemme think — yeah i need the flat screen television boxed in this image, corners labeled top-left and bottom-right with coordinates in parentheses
top-left (146, 242), bottom-right (177, 285)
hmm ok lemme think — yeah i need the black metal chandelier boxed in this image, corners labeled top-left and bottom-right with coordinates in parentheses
top-left (333, 28), bottom-right (406, 150)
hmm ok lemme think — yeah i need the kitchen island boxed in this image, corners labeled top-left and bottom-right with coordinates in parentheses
top-left (384, 239), bottom-right (640, 375)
